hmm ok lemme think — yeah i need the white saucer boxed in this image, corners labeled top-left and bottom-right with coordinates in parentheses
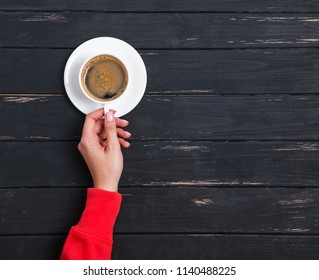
top-left (64, 37), bottom-right (147, 117)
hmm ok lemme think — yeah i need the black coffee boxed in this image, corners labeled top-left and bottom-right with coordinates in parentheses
top-left (81, 55), bottom-right (128, 101)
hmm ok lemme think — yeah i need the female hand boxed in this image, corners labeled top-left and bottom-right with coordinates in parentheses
top-left (78, 108), bottom-right (131, 192)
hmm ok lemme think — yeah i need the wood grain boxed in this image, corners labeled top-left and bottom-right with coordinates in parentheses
top-left (0, 141), bottom-right (319, 187)
top-left (1, 0), bottom-right (319, 261)
top-left (1, 234), bottom-right (319, 259)
top-left (1, 12), bottom-right (319, 48)
top-left (1, 49), bottom-right (319, 94)
top-left (0, 0), bottom-right (317, 12)
top-left (1, 94), bottom-right (319, 141)
top-left (1, 187), bottom-right (319, 235)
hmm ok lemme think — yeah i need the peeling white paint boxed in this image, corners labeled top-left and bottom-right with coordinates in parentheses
top-left (142, 179), bottom-right (265, 186)
top-left (140, 52), bottom-right (159, 56)
top-left (299, 18), bottom-right (319, 22)
top-left (186, 37), bottom-right (198, 41)
top-left (287, 228), bottom-right (311, 233)
top-left (20, 13), bottom-right (68, 22)
top-left (161, 145), bottom-right (210, 152)
top-left (192, 198), bottom-right (215, 206)
top-left (148, 89), bottom-right (215, 94)
top-left (142, 181), bottom-right (237, 186)
top-left (297, 38), bottom-right (319, 43)
top-left (26, 136), bottom-right (51, 139)
top-left (278, 198), bottom-right (314, 205)
top-left (241, 16), bottom-right (319, 23)
top-left (244, 16), bottom-right (294, 22)
top-left (241, 39), bottom-right (295, 45)
top-left (3, 96), bottom-right (48, 103)
top-left (273, 143), bottom-right (319, 152)
top-left (0, 136), bottom-right (15, 140)
top-left (242, 182), bottom-right (263, 185)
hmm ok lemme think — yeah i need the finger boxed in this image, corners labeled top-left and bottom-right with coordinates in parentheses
top-left (104, 110), bottom-right (119, 146)
top-left (106, 109), bottom-right (129, 127)
top-left (99, 127), bottom-right (131, 140)
top-left (115, 117), bottom-right (129, 128)
top-left (94, 119), bottom-right (104, 135)
top-left (117, 128), bottom-right (131, 139)
top-left (119, 138), bottom-right (131, 148)
top-left (82, 108), bottom-right (104, 137)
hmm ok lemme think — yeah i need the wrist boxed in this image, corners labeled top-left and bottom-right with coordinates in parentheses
top-left (95, 185), bottom-right (118, 192)
top-left (91, 171), bottom-right (120, 192)
top-left (93, 179), bottom-right (119, 192)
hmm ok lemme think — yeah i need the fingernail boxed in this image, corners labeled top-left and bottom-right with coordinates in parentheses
top-left (106, 111), bottom-right (114, 122)
top-left (126, 131), bottom-right (131, 137)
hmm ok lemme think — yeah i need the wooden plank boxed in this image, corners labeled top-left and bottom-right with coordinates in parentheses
top-left (2, 12), bottom-right (319, 48)
top-left (1, 187), bottom-right (319, 235)
top-left (0, 0), bottom-right (317, 12)
top-left (0, 235), bottom-right (65, 260)
top-left (1, 234), bottom-right (319, 259)
top-left (0, 141), bottom-right (319, 187)
top-left (1, 94), bottom-right (319, 141)
top-left (1, 49), bottom-right (319, 94)
top-left (113, 234), bottom-right (319, 260)
top-left (0, 188), bottom-right (86, 235)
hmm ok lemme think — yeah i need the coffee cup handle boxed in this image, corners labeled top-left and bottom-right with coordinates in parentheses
top-left (103, 104), bottom-right (109, 115)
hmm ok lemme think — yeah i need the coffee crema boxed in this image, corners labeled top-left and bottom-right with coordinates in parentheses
top-left (80, 55), bottom-right (128, 102)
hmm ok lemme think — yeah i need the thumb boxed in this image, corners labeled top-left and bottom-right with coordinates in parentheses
top-left (104, 111), bottom-right (118, 145)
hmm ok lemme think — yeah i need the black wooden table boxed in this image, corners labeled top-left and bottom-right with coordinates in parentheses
top-left (1, 0), bottom-right (319, 259)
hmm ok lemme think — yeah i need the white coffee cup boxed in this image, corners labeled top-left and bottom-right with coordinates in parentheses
top-left (79, 54), bottom-right (129, 114)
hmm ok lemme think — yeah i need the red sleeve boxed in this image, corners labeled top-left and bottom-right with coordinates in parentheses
top-left (60, 188), bottom-right (122, 260)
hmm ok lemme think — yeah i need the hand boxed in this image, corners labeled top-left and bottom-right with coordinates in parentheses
top-left (78, 108), bottom-right (131, 192)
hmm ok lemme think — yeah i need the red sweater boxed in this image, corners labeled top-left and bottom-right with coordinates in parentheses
top-left (60, 188), bottom-right (122, 260)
